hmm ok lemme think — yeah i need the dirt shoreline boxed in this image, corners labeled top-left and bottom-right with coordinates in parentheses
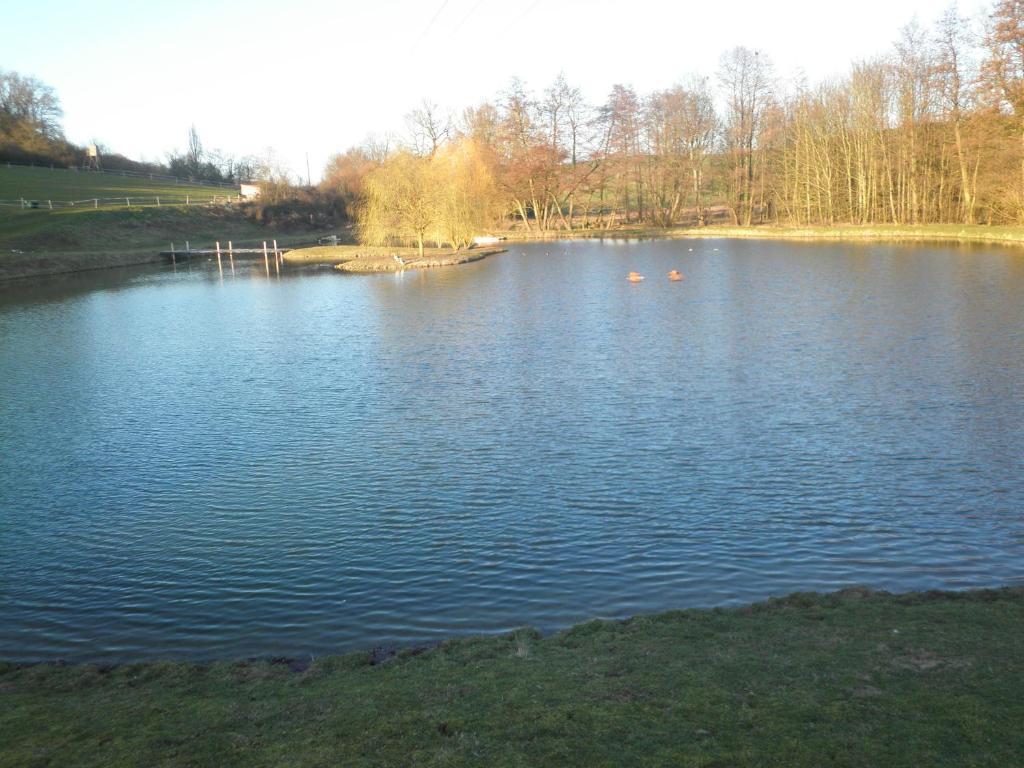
top-left (497, 223), bottom-right (1024, 247)
top-left (334, 247), bottom-right (505, 272)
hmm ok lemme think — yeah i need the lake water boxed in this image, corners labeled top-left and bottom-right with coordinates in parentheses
top-left (1, 239), bottom-right (1023, 662)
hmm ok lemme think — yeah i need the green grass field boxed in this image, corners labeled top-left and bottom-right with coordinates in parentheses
top-left (1, 588), bottom-right (1021, 767)
top-left (0, 166), bottom-right (322, 278)
top-left (0, 165), bottom-right (232, 206)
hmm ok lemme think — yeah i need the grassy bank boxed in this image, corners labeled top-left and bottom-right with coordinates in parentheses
top-left (666, 223), bottom-right (1024, 246)
top-left (0, 207), bottom-right (336, 280)
top-left (498, 222), bottom-right (1024, 247)
top-left (2, 588), bottom-right (1021, 767)
top-left (0, 166), bottom-right (341, 280)
top-left (0, 165), bottom-right (228, 206)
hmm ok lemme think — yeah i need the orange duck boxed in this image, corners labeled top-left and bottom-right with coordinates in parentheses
top-left (668, 270), bottom-right (684, 281)
top-left (627, 271), bottom-right (645, 282)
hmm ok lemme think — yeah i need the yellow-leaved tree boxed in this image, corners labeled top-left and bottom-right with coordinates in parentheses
top-left (359, 139), bottom-right (499, 256)
top-left (431, 140), bottom-right (502, 249)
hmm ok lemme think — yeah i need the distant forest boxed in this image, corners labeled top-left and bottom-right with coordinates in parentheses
top-left (329, 0), bottom-right (1024, 243)
top-left (6, 2), bottom-right (1024, 235)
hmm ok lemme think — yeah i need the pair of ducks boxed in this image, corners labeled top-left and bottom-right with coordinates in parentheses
top-left (628, 270), bottom-right (684, 283)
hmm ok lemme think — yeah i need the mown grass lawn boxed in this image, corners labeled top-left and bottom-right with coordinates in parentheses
top-left (0, 166), bottom-right (254, 265)
top-left (2, 588), bottom-right (1021, 767)
top-left (0, 165), bottom-right (229, 205)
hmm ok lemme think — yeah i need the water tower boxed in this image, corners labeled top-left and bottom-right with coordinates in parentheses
top-left (86, 144), bottom-right (101, 171)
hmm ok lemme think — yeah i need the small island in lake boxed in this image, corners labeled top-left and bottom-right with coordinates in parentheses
top-left (283, 244), bottom-right (507, 272)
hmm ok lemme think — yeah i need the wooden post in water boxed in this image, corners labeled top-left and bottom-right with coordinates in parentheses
top-left (273, 239), bottom-right (280, 267)
top-left (263, 241), bottom-right (270, 275)
top-left (186, 194), bottom-right (190, 206)
top-left (156, 196), bottom-right (160, 207)
top-left (228, 240), bottom-right (234, 269)
top-left (94, 198), bottom-right (98, 208)
top-left (170, 242), bottom-right (176, 265)
top-left (47, 200), bottom-right (52, 210)
top-left (216, 241), bottom-right (222, 273)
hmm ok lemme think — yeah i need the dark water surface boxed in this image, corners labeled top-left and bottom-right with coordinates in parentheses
top-left (1, 239), bottom-right (1023, 662)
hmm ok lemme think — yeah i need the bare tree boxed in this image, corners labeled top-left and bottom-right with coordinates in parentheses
top-left (719, 47), bottom-right (773, 224)
top-left (406, 99), bottom-right (450, 156)
top-left (935, 3), bottom-right (979, 222)
top-left (600, 84), bottom-right (644, 223)
top-left (0, 70), bottom-right (65, 156)
top-left (982, 0), bottom-right (1024, 209)
top-left (186, 124), bottom-right (203, 174)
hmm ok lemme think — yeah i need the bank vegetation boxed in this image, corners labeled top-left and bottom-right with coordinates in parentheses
top-left (324, 1), bottom-right (1024, 247)
top-left (2, 588), bottom-right (1021, 767)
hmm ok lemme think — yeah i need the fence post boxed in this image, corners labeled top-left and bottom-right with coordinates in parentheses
top-left (94, 199), bottom-right (98, 208)
top-left (126, 197), bottom-right (130, 208)
top-left (48, 200), bottom-right (52, 210)
top-left (156, 196), bottom-right (160, 207)
top-left (186, 195), bottom-right (190, 205)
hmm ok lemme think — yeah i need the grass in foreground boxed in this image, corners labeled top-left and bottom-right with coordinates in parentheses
top-left (1, 588), bottom-right (1021, 767)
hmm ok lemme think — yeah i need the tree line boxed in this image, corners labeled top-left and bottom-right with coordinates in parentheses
top-left (331, 1), bottom-right (1024, 250)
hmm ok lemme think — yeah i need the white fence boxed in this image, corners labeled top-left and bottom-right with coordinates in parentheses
top-left (0, 195), bottom-right (241, 210)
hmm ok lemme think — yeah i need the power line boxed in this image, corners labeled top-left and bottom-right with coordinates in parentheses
top-left (511, 0), bottom-right (543, 27)
top-left (415, 0), bottom-right (452, 46)
top-left (451, 0), bottom-right (488, 36)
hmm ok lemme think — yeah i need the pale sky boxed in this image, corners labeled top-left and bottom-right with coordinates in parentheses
top-left (4, 0), bottom-right (990, 182)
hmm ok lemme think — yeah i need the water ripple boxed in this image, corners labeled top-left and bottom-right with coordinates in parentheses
top-left (1, 239), bottom-right (1023, 661)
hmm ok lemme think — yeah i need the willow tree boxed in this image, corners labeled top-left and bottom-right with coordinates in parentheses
top-left (431, 139), bottom-right (502, 249)
top-left (359, 140), bottom-right (499, 255)
top-left (359, 151), bottom-right (438, 256)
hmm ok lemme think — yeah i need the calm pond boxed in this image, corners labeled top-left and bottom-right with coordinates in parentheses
top-left (1, 239), bottom-right (1023, 662)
